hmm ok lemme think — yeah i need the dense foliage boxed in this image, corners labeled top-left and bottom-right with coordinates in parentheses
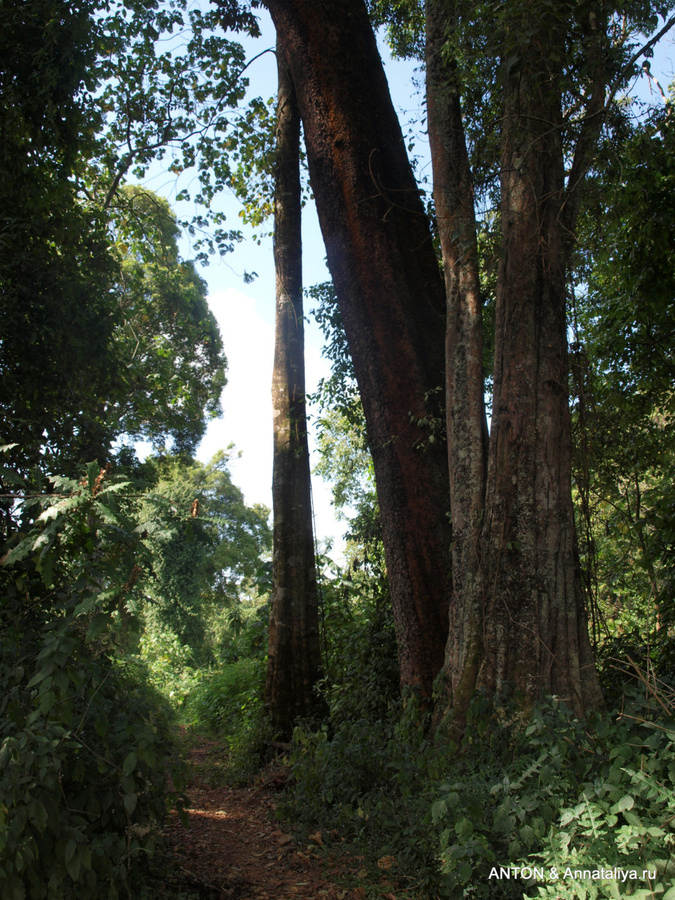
top-left (0, 0), bottom-right (263, 479)
top-left (572, 99), bottom-right (675, 669)
top-left (284, 675), bottom-right (675, 898)
top-left (0, 462), bottom-right (184, 899)
top-left (0, 4), bottom-right (273, 893)
top-left (137, 451), bottom-right (271, 693)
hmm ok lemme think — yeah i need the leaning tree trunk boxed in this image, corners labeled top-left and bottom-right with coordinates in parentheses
top-left (265, 43), bottom-right (323, 740)
top-left (265, 0), bottom-right (452, 697)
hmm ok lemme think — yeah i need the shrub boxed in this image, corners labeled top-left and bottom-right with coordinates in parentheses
top-left (286, 690), bottom-right (444, 895)
top-left (528, 694), bottom-right (675, 899)
top-left (138, 625), bottom-right (202, 707)
top-left (0, 634), bottom-right (182, 900)
top-left (284, 678), bottom-right (675, 899)
top-left (0, 464), bottom-right (185, 899)
top-left (430, 690), bottom-right (675, 899)
top-left (185, 657), bottom-right (265, 734)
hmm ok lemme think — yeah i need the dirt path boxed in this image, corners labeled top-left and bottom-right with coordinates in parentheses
top-left (160, 737), bottom-right (406, 900)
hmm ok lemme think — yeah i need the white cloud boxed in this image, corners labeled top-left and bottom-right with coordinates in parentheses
top-left (198, 287), bottom-right (274, 509)
top-left (197, 286), bottom-right (344, 555)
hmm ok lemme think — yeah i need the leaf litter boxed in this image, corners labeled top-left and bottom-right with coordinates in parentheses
top-left (158, 735), bottom-right (413, 900)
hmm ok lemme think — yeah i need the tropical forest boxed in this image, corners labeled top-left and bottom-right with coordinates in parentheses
top-left (2, 0), bottom-right (675, 898)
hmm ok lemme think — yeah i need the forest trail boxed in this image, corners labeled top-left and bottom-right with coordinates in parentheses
top-left (159, 736), bottom-right (407, 900)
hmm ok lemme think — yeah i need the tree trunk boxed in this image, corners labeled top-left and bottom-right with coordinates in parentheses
top-left (265, 0), bottom-right (452, 696)
top-left (265, 0), bottom-right (603, 718)
top-left (426, 0), bottom-right (488, 717)
top-left (265, 43), bottom-right (323, 740)
top-left (442, 46), bottom-right (603, 716)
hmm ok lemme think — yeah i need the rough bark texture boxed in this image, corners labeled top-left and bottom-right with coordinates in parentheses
top-left (265, 0), bottom-right (452, 695)
top-left (426, 0), bottom-right (487, 714)
top-left (425, 4), bottom-right (603, 719)
top-left (265, 46), bottom-right (322, 740)
top-left (469, 60), bottom-right (603, 715)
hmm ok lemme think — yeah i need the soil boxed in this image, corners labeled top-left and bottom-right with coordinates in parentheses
top-left (157, 735), bottom-right (409, 900)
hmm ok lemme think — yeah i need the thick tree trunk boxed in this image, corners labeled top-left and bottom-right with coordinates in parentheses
top-left (265, 0), bottom-right (452, 696)
top-left (265, 44), bottom-right (323, 740)
top-left (425, 6), bottom-right (603, 719)
top-left (266, 0), bottom-right (603, 718)
top-left (449, 59), bottom-right (603, 716)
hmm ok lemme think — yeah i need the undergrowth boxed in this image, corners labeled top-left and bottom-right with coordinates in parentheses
top-left (0, 464), bottom-right (186, 900)
top-left (183, 657), bottom-right (273, 783)
top-left (283, 672), bottom-right (675, 899)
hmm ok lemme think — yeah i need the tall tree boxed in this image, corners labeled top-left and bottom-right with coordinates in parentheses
top-left (265, 42), bottom-right (323, 738)
top-left (140, 451), bottom-right (271, 663)
top-left (425, 0), bottom-right (488, 718)
top-left (423, 0), bottom-right (675, 717)
top-left (109, 186), bottom-right (227, 456)
top-left (263, 0), bottom-right (453, 698)
top-left (0, 0), bottom-right (256, 478)
top-left (264, 0), bottom-right (675, 718)
top-left (0, 0), bottom-right (117, 475)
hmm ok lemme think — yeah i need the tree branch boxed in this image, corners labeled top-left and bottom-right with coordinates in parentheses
top-left (564, 13), bottom-right (675, 233)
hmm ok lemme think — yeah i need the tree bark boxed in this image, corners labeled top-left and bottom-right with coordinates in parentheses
top-left (265, 0), bottom-right (604, 718)
top-left (265, 42), bottom-right (323, 739)
top-left (439, 38), bottom-right (604, 716)
top-left (426, 0), bottom-right (488, 717)
top-left (477, 66), bottom-right (601, 712)
top-left (265, 0), bottom-right (453, 696)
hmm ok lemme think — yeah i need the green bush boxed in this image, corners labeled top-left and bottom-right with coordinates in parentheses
top-left (284, 678), bottom-right (675, 899)
top-left (185, 657), bottom-right (265, 734)
top-left (138, 625), bottom-right (203, 707)
top-left (0, 634), bottom-right (182, 900)
top-left (0, 464), bottom-right (185, 899)
top-left (430, 691), bottom-right (675, 899)
top-left (286, 691), bottom-right (443, 894)
top-left (528, 698), bottom-right (675, 899)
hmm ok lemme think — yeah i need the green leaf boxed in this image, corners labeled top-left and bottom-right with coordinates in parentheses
top-left (519, 824), bottom-right (535, 845)
top-left (455, 817), bottom-right (473, 842)
top-left (26, 665), bottom-right (53, 689)
top-left (124, 793), bottom-right (137, 816)
top-left (86, 614), bottom-right (112, 641)
top-left (65, 852), bottom-right (80, 882)
top-left (123, 752), bottom-right (137, 777)
top-left (64, 838), bottom-right (77, 863)
top-left (458, 861), bottom-right (472, 883)
top-left (624, 810), bottom-right (642, 827)
top-left (431, 799), bottom-right (447, 823)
